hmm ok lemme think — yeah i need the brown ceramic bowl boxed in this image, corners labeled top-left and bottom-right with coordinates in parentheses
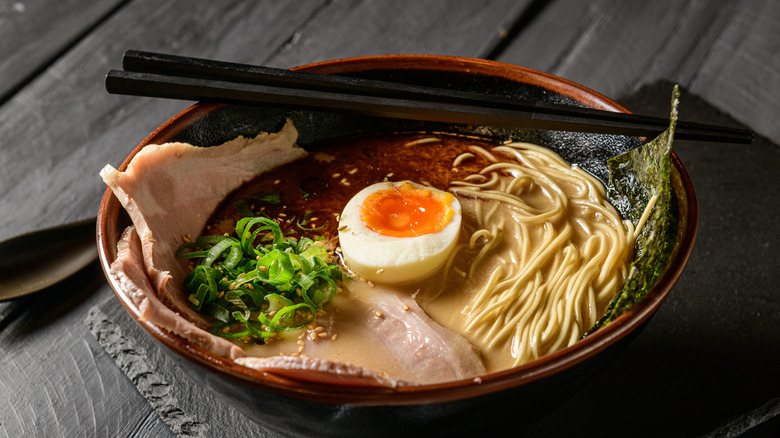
top-left (97, 55), bottom-right (697, 437)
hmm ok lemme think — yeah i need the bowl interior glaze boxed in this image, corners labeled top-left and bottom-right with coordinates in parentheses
top-left (97, 55), bottom-right (697, 435)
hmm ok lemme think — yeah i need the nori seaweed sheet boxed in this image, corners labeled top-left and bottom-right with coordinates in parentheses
top-left (589, 86), bottom-right (680, 331)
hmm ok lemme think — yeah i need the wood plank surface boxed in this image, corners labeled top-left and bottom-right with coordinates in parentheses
top-left (0, 0), bottom-right (127, 102)
top-left (0, 1), bottom-right (537, 436)
top-left (262, 0), bottom-right (534, 67)
top-left (0, 0), bottom-right (326, 241)
top-left (496, 0), bottom-right (780, 140)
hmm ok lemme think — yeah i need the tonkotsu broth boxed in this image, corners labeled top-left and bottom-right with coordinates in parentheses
top-left (204, 133), bottom-right (634, 378)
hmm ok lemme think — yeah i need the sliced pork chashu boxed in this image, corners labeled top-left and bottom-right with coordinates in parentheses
top-left (101, 120), bottom-right (305, 329)
top-left (111, 226), bottom-right (246, 360)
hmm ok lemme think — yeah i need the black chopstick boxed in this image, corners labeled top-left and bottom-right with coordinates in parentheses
top-left (107, 50), bottom-right (754, 144)
top-left (121, 50), bottom-right (747, 138)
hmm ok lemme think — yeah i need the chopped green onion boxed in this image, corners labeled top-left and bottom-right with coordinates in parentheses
top-left (265, 293), bottom-right (294, 312)
top-left (204, 302), bottom-right (230, 323)
top-left (249, 192), bottom-right (281, 204)
top-left (296, 210), bottom-right (328, 232)
top-left (177, 216), bottom-right (341, 340)
top-left (204, 239), bottom-right (238, 266)
top-left (233, 200), bottom-right (255, 217)
top-left (189, 283), bottom-right (210, 310)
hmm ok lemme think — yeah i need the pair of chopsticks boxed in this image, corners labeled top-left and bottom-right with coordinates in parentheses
top-left (106, 50), bottom-right (753, 144)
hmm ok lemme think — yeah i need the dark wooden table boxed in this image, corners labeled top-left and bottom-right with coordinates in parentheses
top-left (1, 1), bottom-right (778, 436)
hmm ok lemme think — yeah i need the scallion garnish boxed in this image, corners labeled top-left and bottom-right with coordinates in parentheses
top-left (177, 217), bottom-right (341, 340)
top-left (233, 200), bottom-right (255, 217)
top-left (295, 210), bottom-right (328, 232)
top-left (249, 191), bottom-right (282, 204)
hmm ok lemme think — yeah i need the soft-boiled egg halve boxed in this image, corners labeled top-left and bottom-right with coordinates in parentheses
top-left (338, 181), bottom-right (461, 284)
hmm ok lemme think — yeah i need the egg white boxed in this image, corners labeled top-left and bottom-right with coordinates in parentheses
top-left (338, 181), bottom-right (461, 284)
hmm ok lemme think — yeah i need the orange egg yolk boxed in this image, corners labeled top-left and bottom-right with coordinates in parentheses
top-left (360, 183), bottom-right (454, 238)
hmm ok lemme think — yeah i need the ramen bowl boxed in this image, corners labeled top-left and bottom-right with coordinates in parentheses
top-left (97, 55), bottom-right (697, 437)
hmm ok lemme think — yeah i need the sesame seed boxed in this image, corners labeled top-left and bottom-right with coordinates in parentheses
top-left (307, 324), bottom-right (316, 330)
top-left (331, 334), bottom-right (339, 341)
top-left (403, 304), bottom-right (410, 312)
top-left (340, 178), bottom-right (350, 186)
top-left (376, 269), bottom-right (384, 274)
top-left (278, 213), bottom-right (287, 217)
top-left (314, 326), bottom-right (324, 333)
top-left (181, 235), bottom-right (191, 243)
top-left (318, 332), bottom-right (328, 338)
top-left (332, 173), bottom-right (341, 178)
top-left (348, 168), bottom-right (359, 175)
top-left (338, 225), bottom-right (348, 231)
top-left (297, 340), bottom-right (305, 346)
top-left (375, 310), bottom-right (383, 318)
top-left (298, 346), bottom-right (305, 353)
top-left (308, 332), bottom-right (318, 341)
top-left (274, 179), bottom-right (281, 184)
top-left (258, 265), bottom-right (268, 272)
top-left (367, 281), bottom-right (375, 288)
top-left (386, 172), bottom-right (394, 178)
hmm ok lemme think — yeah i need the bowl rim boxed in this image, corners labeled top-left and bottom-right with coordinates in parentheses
top-left (97, 54), bottom-right (698, 405)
